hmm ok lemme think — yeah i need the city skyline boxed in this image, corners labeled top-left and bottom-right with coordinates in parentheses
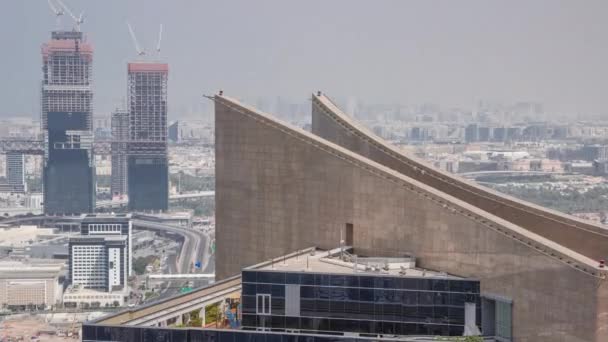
top-left (2, 0), bottom-right (608, 118)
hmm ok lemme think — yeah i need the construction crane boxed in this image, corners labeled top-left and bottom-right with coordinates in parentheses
top-left (127, 22), bottom-right (146, 57)
top-left (127, 23), bottom-right (164, 59)
top-left (46, 0), bottom-right (64, 28)
top-left (56, 0), bottom-right (84, 31)
top-left (156, 24), bottom-right (163, 56)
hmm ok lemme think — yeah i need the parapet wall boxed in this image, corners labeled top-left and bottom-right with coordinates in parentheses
top-left (215, 95), bottom-right (608, 341)
top-left (312, 94), bottom-right (608, 262)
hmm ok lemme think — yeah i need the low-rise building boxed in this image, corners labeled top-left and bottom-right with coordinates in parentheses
top-left (63, 284), bottom-right (128, 308)
top-left (0, 259), bottom-right (65, 309)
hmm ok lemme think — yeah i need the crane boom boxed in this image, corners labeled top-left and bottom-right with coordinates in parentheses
top-left (56, 0), bottom-right (83, 31)
top-left (127, 22), bottom-right (145, 56)
top-left (156, 24), bottom-right (163, 55)
top-left (56, 0), bottom-right (76, 22)
top-left (47, 0), bottom-right (64, 27)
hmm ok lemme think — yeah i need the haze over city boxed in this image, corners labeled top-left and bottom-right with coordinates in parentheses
top-left (2, 0), bottom-right (608, 118)
top-left (3, 1), bottom-right (608, 341)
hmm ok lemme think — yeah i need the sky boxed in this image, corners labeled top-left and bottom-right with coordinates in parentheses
top-left (1, 0), bottom-right (608, 119)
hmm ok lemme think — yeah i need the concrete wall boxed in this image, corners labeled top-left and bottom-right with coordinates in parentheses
top-left (311, 94), bottom-right (608, 262)
top-left (215, 95), bottom-right (608, 341)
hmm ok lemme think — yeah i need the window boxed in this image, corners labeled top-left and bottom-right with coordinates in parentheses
top-left (256, 294), bottom-right (271, 315)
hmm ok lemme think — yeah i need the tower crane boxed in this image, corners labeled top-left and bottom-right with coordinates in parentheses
top-left (156, 24), bottom-right (163, 56)
top-left (46, 0), bottom-right (64, 28)
top-left (127, 22), bottom-right (146, 57)
top-left (127, 23), bottom-right (165, 59)
top-left (56, 0), bottom-right (84, 31)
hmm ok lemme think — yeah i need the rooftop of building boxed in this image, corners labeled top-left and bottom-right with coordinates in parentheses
top-left (64, 284), bottom-right (128, 296)
top-left (0, 259), bottom-right (64, 279)
top-left (84, 213), bottom-right (132, 218)
top-left (247, 246), bottom-right (465, 280)
top-left (127, 62), bottom-right (169, 73)
top-left (69, 235), bottom-right (127, 244)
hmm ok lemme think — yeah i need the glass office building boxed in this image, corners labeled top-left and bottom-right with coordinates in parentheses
top-left (82, 325), bottom-right (411, 342)
top-left (241, 270), bottom-right (480, 336)
top-left (82, 247), bottom-right (485, 342)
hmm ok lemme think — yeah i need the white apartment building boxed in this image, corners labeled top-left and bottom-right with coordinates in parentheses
top-left (69, 235), bottom-right (128, 291)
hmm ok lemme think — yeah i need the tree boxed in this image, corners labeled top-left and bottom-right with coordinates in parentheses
top-left (113, 301), bottom-right (120, 307)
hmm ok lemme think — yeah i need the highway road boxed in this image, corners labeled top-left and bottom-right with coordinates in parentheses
top-left (132, 219), bottom-right (213, 301)
top-left (132, 219), bottom-right (207, 274)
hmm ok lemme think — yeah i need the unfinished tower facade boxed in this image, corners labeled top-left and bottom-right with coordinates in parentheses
top-left (126, 62), bottom-right (168, 211)
top-left (111, 108), bottom-right (129, 198)
top-left (41, 31), bottom-right (95, 215)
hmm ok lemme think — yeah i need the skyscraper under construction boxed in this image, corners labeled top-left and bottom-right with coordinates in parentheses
top-left (41, 31), bottom-right (95, 215)
top-left (127, 62), bottom-right (169, 211)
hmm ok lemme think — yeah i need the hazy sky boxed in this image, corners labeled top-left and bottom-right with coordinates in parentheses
top-left (2, 0), bottom-right (608, 118)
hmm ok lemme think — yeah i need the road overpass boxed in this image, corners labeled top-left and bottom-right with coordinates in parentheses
top-left (96, 191), bottom-right (214, 210)
top-left (92, 276), bottom-right (241, 328)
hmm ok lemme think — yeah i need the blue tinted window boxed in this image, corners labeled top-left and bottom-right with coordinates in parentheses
top-left (448, 307), bottom-right (465, 324)
top-left (433, 306), bottom-right (449, 323)
top-left (241, 314), bottom-right (256, 327)
top-left (317, 287), bottom-right (331, 299)
top-left (330, 287), bottom-right (347, 300)
top-left (301, 286), bottom-right (315, 299)
top-left (256, 284), bottom-right (271, 294)
top-left (402, 306), bottom-right (418, 321)
top-left (359, 302), bottom-right (374, 318)
top-left (316, 300), bottom-right (330, 314)
top-left (402, 291), bottom-right (417, 305)
top-left (271, 285), bottom-right (285, 297)
top-left (218, 331), bottom-right (234, 342)
top-left (344, 301), bottom-right (359, 316)
top-left (313, 318), bottom-right (330, 331)
top-left (300, 274), bottom-right (314, 285)
top-left (329, 301), bottom-right (345, 318)
top-left (346, 288), bottom-right (359, 301)
top-left (256, 272), bottom-right (272, 284)
top-left (402, 278), bottom-right (419, 290)
top-left (449, 280), bottom-right (464, 292)
top-left (433, 292), bottom-right (448, 305)
top-left (359, 276), bottom-right (374, 288)
top-left (449, 293), bottom-right (465, 306)
top-left (315, 274), bottom-right (331, 286)
top-left (431, 279), bottom-right (448, 291)
top-left (142, 328), bottom-right (170, 341)
top-left (272, 298), bottom-right (285, 315)
top-left (242, 283), bottom-right (256, 295)
top-left (418, 279), bottom-right (432, 291)
top-left (359, 289), bottom-right (373, 301)
top-left (418, 292), bottom-right (433, 305)
top-left (344, 276), bottom-right (359, 288)
top-left (242, 271), bottom-right (256, 283)
top-left (301, 299), bottom-right (315, 316)
top-left (241, 295), bottom-right (256, 313)
top-left (462, 281), bottom-right (479, 293)
top-left (268, 272), bottom-right (286, 284)
top-left (270, 315), bottom-right (285, 329)
top-left (286, 273), bottom-right (300, 284)
top-left (285, 316), bottom-right (299, 329)
top-left (300, 317), bottom-right (314, 330)
top-left (330, 275), bottom-right (345, 287)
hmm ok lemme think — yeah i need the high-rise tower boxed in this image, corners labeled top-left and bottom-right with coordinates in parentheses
top-left (126, 62), bottom-right (168, 211)
top-left (41, 31), bottom-right (95, 215)
top-left (111, 108), bottom-right (129, 198)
